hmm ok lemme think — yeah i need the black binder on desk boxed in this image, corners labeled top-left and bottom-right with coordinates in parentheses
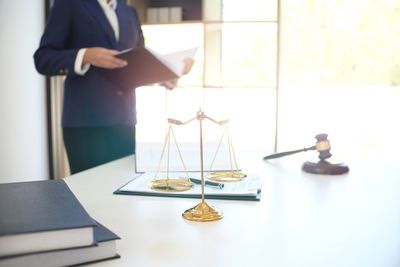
top-left (113, 172), bottom-right (262, 201)
top-left (106, 46), bottom-right (197, 89)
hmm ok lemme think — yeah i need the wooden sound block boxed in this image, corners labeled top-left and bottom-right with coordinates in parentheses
top-left (302, 160), bottom-right (349, 175)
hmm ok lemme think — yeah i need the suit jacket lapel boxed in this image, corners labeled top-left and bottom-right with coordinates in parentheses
top-left (82, 0), bottom-right (117, 47)
top-left (116, 1), bottom-right (128, 47)
top-left (116, 1), bottom-right (143, 49)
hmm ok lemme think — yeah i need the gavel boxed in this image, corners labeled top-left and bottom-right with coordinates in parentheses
top-left (263, 133), bottom-right (332, 160)
top-left (263, 133), bottom-right (349, 175)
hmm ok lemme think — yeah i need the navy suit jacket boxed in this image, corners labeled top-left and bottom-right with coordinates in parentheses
top-left (34, 0), bottom-right (145, 127)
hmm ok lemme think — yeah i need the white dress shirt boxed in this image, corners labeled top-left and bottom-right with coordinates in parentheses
top-left (74, 0), bottom-right (119, 75)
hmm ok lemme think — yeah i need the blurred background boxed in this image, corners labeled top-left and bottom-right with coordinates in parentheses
top-left (1, 0), bottom-right (399, 182)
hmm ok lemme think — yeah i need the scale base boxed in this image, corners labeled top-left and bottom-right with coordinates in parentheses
top-left (182, 202), bottom-right (223, 222)
top-left (302, 160), bottom-right (349, 175)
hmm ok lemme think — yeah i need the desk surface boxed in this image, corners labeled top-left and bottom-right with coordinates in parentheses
top-left (65, 154), bottom-right (400, 267)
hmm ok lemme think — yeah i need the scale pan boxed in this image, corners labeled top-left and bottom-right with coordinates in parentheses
top-left (148, 178), bottom-right (193, 192)
top-left (206, 171), bottom-right (246, 182)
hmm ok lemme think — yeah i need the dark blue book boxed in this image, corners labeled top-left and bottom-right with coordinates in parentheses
top-left (0, 221), bottom-right (120, 267)
top-left (0, 179), bottom-right (96, 257)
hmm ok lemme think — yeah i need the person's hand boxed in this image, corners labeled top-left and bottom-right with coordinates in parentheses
top-left (83, 47), bottom-right (127, 69)
top-left (183, 58), bottom-right (194, 75)
top-left (161, 58), bottom-right (194, 90)
top-left (162, 79), bottom-right (178, 90)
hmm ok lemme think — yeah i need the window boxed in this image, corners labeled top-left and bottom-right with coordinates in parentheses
top-left (135, 1), bottom-right (279, 171)
top-left (278, 0), bottom-right (400, 160)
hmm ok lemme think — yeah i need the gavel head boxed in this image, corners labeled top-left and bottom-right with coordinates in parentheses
top-left (315, 133), bottom-right (332, 160)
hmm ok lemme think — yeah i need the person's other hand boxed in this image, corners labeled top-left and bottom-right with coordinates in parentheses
top-left (160, 58), bottom-right (194, 90)
top-left (83, 47), bottom-right (127, 69)
top-left (162, 79), bottom-right (178, 90)
top-left (183, 58), bottom-right (194, 75)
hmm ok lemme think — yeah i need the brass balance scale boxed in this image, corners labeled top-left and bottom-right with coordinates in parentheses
top-left (147, 109), bottom-right (246, 222)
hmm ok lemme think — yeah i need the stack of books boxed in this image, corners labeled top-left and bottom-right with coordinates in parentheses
top-left (0, 179), bottom-right (120, 267)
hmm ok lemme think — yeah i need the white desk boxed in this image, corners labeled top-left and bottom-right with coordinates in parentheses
top-left (65, 154), bottom-right (400, 267)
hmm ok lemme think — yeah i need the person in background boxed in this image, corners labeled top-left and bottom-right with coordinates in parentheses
top-left (34, 0), bottom-right (192, 174)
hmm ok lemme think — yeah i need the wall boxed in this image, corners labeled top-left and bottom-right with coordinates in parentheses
top-left (0, 1), bottom-right (49, 182)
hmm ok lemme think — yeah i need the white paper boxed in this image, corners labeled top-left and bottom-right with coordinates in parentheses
top-left (148, 47), bottom-right (197, 77)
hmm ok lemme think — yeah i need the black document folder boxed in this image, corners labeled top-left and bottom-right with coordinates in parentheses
top-left (114, 172), bottom-right (262, 201)
top-left (107, 46), bottom-right (197, 89)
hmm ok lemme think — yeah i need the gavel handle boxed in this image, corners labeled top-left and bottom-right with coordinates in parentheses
top-left (263, 146), bottom-right (316, 160)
